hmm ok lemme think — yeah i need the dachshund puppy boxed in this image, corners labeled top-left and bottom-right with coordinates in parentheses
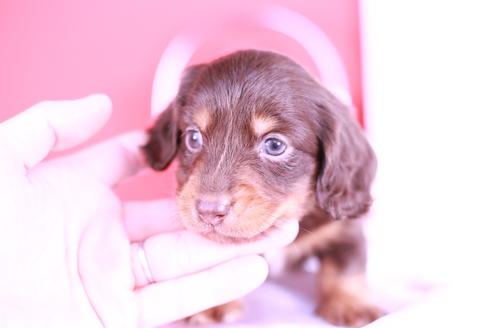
top-left (142, 50), bottom-right (382, 327)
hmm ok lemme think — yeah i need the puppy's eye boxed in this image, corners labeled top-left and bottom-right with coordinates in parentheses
top-left (263, 137), bottom-right (287, 156)
top-left (185, 129), bottom-right (203, 152)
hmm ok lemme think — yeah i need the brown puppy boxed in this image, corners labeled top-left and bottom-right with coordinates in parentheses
top-left (142, 50), bottom-right (382, 327)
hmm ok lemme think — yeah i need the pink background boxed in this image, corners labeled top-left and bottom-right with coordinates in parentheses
top-left (0, 0), bottom-right (362, 200)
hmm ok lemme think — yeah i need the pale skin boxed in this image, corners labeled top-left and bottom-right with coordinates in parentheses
top-left (0, 94), bottom-right (299, 328)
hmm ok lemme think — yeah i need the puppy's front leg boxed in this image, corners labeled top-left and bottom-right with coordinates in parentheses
top-left (186, 300), bottom-right (243, 325)
top-left (316, 222), bottom-right (384, 327)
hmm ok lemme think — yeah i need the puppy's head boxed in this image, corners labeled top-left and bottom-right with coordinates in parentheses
top-left (143, 50), bottom-right (376, 243)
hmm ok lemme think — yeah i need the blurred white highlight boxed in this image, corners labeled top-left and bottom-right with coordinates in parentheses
top-left (151, 36), bottom-right (196, 117)
top-left (259, 6), bottom-right (352, 105)
top-left (361, 0), bottom-right (492, 313)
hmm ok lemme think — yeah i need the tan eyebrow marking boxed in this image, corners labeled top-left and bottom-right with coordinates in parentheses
top-left (251, 114), bottom-right (278, 136)
top-left (193, 107), bottom-right (210, 131)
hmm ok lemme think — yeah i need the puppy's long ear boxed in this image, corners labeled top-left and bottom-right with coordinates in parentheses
top-left (142, 103), bottom-right (179, 171)
top-left (315, 92), bottom-right (377, 220)
top-left (142, 64), bottom-right (205, 171)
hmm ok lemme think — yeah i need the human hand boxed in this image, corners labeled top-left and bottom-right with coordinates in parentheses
top-left (0, 95), bottom-right (299, 328)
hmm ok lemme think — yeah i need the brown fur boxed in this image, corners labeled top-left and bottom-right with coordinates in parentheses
top-left (185, 300), bottom-right (243, 325)
top-left (142, 50), bottom-right (381, 327)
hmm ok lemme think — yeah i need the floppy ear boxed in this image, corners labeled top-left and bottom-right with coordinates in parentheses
top-left (141, 103), bottom-right (179, 171)
top-left (141, 64), bottom-right (205, 171)
top-left (315, 93), bottom-right (377, 220)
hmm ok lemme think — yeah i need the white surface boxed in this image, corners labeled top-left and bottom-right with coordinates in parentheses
top-left (362, 0), bottom-right (492, 291)
top-left (361, 0), bottom-right (492, 326)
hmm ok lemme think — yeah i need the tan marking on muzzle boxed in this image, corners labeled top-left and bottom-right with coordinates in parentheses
top-left (215, 176), bottom-right (313, 240)
top-left (177, 163), bottom-right (212, 234)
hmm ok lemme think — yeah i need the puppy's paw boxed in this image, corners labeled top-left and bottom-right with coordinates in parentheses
top-left (316, 295), bottom-right (385, 328)
top-left (186, 301), bottom-right (243, 325)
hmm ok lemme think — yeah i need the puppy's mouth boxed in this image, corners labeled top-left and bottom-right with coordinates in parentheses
top-left (201, 225), bottom-right (277, 244)
top-left (181, 209), bottom-right (282, 244)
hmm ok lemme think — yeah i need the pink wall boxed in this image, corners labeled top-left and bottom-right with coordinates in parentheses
top-left (0, 0), bottom-right (362, 200)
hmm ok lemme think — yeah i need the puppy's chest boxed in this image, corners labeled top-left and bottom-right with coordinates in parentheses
top-left (298, 205), bottom-right (334, 239)
top-left (265, 207), bottom-right (334, 275)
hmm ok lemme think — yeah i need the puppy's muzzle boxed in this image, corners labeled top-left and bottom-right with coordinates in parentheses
top-left (195, 195), bottom-right (231, 225)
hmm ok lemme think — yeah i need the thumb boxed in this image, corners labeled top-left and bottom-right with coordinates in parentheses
top-left (0, 94), bottom-right (111, 172)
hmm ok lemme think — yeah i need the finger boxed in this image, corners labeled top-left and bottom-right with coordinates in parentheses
top-left (0, 94), bottom-right (111, 171)
top-left (123, 199), bottom-right (184, 241)
top-left (52, 131), bottom-right (148, 187)
top-left (131, 219), bottom-right (299, 286)
top-left (136, 255), bottom-right (268, 327)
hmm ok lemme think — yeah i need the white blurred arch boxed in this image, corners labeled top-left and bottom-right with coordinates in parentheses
top-left (151, 5), bottom-right (351, 117)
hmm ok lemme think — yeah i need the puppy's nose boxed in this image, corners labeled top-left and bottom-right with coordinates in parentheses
top-left (196, 197), bottom-right (231, 225)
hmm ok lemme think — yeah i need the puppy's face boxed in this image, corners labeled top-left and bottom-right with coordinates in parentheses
top-left (143, 50), bottom-right (376, 243)
top-left (175, 98), bottom-right (318, 242)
